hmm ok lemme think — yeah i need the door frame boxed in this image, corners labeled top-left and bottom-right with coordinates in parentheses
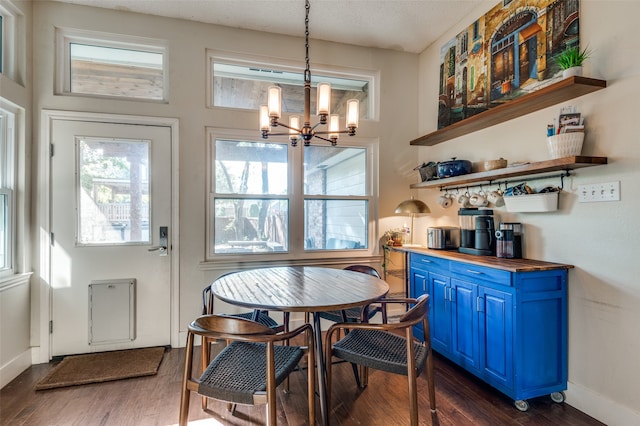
top-left (37, 110), bottom-right (180, 363)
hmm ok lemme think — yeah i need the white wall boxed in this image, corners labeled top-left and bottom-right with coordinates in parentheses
top-left (0, 0), bottom-right (32, 388)
top-left (11, 2), bottom-right (638, 424)
top-left (29, 2), bottom-right (419, 355)
top-left (416, 1), bottom-right (640, 424)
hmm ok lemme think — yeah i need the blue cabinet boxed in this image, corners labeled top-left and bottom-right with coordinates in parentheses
top-left (409, 251), bottom-right (568, 411)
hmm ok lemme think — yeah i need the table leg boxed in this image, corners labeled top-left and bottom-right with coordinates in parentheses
top-left (313, 312), bottom-right (329, 426)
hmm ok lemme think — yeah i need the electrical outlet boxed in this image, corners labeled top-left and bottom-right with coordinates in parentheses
top-left (578, 181), bottom-right (621, 203)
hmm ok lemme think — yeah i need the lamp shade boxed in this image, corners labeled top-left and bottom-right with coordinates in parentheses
top-left (394, 198), bottom-right (430, 214)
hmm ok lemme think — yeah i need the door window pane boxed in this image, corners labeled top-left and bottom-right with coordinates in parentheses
top-left (304, 199), bottom-right (368, 250)
top-left (213, 198), bottom-right (288, 253)
top-left (77, 138), bottom-right (150, 245)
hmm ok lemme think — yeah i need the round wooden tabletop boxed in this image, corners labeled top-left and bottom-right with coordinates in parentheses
top-left (211, 266), bottom-right (389, 313)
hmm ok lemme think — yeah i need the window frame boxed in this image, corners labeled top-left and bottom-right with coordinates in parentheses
top-left (205, 127), bottom-right (378, 263)
top-left (0, 100), bottom-right (16, 277)
top-left (55, 27), bottom-right (169, 102)
top-left (0, 0), bottom-right (20, 81)
top-left (206, 50), bottom-right (380, 121)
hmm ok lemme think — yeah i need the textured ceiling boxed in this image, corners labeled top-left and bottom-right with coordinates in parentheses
top-left (49, 0), bottom-right (486, 53)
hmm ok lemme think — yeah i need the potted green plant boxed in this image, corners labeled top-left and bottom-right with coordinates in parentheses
top-left (556, 45), bottom-right (592, 79)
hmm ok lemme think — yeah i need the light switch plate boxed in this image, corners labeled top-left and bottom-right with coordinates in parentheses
top-left (578, 181), bottom-right (621, 202)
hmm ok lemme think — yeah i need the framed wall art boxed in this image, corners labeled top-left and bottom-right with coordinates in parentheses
top-left (438, 0), bottom-right (580, 129)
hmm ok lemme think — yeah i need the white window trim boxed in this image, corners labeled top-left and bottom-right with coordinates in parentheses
top-left (205, 127), bottom-right (379, 264)
top-left (0, 0), bottom-right (21, 82)
top-left (0, 97), bottom-right (21, 281)
top-left (54, 27), bottom-right (170, 103)
top-left (206, 49), bottom-right (380, 121)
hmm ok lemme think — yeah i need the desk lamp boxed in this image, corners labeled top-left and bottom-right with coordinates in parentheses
top-left (394, 197), bottom-right (430, 246)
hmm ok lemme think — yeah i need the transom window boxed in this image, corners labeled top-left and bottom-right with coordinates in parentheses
top-left (208, 52), bottom-right (376, 121)
top-left (0, 1), bottom-right (20, 81)
top-left (56, 28), bottom-right (168, 101)
top-left (207, 128), bottom-right (376, 260)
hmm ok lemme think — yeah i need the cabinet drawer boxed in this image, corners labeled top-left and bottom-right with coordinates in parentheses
top-left (410, 253), bottom-right (449, 272)
top-left (450, 262), bottom-right (512, 286)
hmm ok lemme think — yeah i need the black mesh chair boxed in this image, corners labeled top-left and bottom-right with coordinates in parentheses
top-left (179, 314), bottom-right (315, 426)
top-left (324, 295), bottom-right (436, 426)
top-left (202, 281), bottom-right (284, 330)
top-left (315, 265), bottom-right (387, 324)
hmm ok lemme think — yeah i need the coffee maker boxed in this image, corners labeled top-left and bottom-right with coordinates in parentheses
top-left (495, 222), bottom-right (523, 258)
top-left (458, 208), bottom-right (496, 256)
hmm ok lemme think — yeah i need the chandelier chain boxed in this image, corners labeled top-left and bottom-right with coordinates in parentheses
top-left (304, 0), bottom-right (311, 82)
top-left (260, 0), bottom-right (357, 146)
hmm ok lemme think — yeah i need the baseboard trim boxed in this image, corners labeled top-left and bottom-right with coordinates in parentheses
top-left (0, 348), bottom-right (32, 389)
top-left (567, 381), bottom-right (640, 426)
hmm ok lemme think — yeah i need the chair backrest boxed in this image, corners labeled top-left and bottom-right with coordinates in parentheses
top-left (202, 271), bottom-right (238, 315)
top-left (398, 294), bottom-right (430, 325)
top-left (343, 264), bottom-right (381, 279)
top-left (190, 314), bottom-right (276, 341)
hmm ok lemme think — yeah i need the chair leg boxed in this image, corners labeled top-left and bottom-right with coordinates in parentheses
top-left (361, 365), bottom-right (369, 388)
top-left (426, 348), bottom-right (437, 412)
top-left (179, 332), bottom-right (195, 426)
top-left (350, 363), bottom-right (362, 388)
top-left (201, 338), bottom-right (210, 410)
top-left (307, 335), bottom-right (315, 426)
top-left (325, 341), bottom-right (333, 421)
top-left (284, 312), bottom-right (291, 393)
top-left (266, 342), bottom-right (277, 426)
top-left (407, 367), bottom-right (419, 426)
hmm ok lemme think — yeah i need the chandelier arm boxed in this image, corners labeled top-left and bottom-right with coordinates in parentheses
top-left (313, 129), bottom-right (351, 135)
top-left (308, 121), bottom-right (326, 132)
top-left (271, 120), bottom-right (303, 133)
top-left (310, 134), bottom-right (334, 143)
top-left (263, 131), bottom-right (297, 137)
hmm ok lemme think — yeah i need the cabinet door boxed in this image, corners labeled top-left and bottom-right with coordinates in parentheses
top-left (450, 279), bottom-right (479, 370)
top-left (429, 272), bottom-right (451, 354)
top-left (479, 286), bottom-right (513, 389)
top-left (410, 268), bottom-right (427, 297)
top-left (409, 268), bottom-right (428, 338)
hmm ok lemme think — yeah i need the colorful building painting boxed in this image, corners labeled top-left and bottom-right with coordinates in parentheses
top-left (438, 0), bottom-right (580, 129)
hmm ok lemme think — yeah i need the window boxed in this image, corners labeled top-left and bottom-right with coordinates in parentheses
top-left (207, 128), bottom-right (376, 260)
top-left (0, 15), bottom-right (3, 74)
top-left (0, 103), bottom-right (15, 275)
top-left (56, 28), bottom-right (168, 101)
top-left (0, 0), bottom-right (20, 80)
top-left (77, 138), bottom-right (151, 245)
top-left (208, 52), bottom-right (377, 121)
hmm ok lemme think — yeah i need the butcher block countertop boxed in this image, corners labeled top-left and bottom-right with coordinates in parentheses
top-left (395, 245), bottom-right (574, 273)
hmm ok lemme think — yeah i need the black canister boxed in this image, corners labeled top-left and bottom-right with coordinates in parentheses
top-left (496, 222), bottom-right (522, 258)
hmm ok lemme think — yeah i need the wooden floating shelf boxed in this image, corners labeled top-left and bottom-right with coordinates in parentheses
top-left (410, 156), bottom-right (608, 190)
top-left (411, 76), bottom-right (607, 146)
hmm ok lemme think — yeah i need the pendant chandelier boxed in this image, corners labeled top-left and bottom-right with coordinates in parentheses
top-left (259, 0), bottom-right (359, 147)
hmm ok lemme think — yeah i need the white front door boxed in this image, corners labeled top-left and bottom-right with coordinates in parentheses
top-left (50, 119), bottom-right (172, 356)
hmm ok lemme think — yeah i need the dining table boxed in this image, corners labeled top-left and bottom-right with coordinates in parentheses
top-left (210, 265), bottom-right (389, 426)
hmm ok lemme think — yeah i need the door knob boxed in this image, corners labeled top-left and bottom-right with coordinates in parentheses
top-left (149, 226), bottom-right (169, 256)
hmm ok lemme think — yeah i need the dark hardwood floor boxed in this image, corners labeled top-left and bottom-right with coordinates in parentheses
top-left (1, 345), bottom-right (604, 426)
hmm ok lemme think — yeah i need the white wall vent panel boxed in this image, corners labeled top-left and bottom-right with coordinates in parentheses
top-left (88, 279), bottom-right (136, 345)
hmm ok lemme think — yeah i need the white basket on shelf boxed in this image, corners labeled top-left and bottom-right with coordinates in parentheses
top-left (547, 132), bottom-right (584, 159)
top-left (503, 192), bottom-right (559, 213)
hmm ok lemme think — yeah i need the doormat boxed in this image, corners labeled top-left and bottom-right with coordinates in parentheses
top-left (35, 347), bottom-right (165, 391)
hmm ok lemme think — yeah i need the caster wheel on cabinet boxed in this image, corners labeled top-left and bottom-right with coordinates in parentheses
top-left (514, 400), bottom-right (529, 412)
top-left (550, 391), bottom-right (566, 403)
